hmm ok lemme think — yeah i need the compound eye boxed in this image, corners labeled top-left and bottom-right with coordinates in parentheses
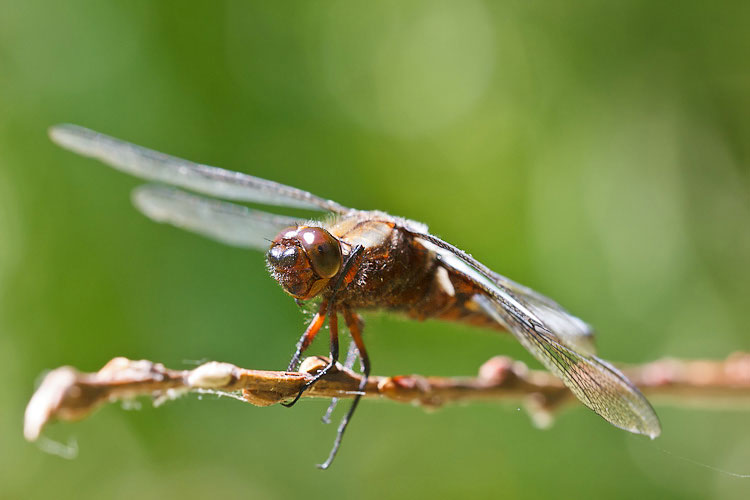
top-left (267, 244), bottom-right (302, 270)
top-left (297, 227), bottom-right (342, 279)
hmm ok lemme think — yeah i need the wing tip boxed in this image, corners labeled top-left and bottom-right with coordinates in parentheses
top-left (646, 420), bottom-right (662, 440)
top-left (616, 405), bottom-right (661, 439)
top-left (594, 406), bottom-right (661, 439)
top-left (48, 124), bottom-right (95, 155)
top-left (636, 420), bottom-right (661, 440)
top-left (131, 185), bottom-right (171, 222)
top-left (48, 123), bottom-right (70, 147)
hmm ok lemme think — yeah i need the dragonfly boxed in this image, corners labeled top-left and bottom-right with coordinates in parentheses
top-left (49, 124), bottom-right (661, 469)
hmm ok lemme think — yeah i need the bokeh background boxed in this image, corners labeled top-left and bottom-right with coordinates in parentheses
top-left (1, 1), bottom-right (749, 498)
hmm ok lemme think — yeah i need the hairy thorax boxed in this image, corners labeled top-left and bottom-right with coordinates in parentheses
top-left (325, 215), bottom-right (503, 331)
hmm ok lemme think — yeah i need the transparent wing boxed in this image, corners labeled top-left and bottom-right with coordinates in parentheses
top-left (416, 233), bottom-right (660, 438)
top-left (418, 233), bottom-right (596, 354)
top-left (50, 124), bottom-right (351, 213)
top-left (473, 294), bottom-right (660, 437)
top-left (482, 269), bottom-right (597, 355)
top-left (133, 185), bottom-right (301, 250)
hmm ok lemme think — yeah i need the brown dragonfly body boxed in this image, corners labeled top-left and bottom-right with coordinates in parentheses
top-left (302, 214), bottom-right (496, 328)
top-left (50, 124), bottom-right (661, 469)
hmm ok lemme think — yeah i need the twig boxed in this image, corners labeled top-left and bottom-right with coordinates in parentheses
top-left (24, 352), bottom-right (750, 442)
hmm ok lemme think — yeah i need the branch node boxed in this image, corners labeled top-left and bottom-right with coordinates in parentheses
top-left (478, 356), bottom-right (519, 385)
top-left (380, 375), bottom-right (441, 407)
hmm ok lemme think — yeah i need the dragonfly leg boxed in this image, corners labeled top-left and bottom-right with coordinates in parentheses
top-left (287, 300), bottom-right (328, 372)
top-left (322, 339), bottom-right (358, 424)
top-left (281, 245), bottom-right (363, 409)
top-left (282, 310), bottom-right (338, 408)
top-left (317, 307), bottom-right (370, 469)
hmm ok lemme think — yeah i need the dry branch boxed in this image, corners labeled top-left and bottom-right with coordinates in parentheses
top-left (24, 352), bottom-right (750, 442)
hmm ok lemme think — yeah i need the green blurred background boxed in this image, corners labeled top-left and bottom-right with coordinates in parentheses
top-left (1, 1), bottom-right (749, 498)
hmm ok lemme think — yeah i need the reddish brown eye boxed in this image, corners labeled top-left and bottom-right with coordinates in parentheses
top-left (297, 227), bottom-right (342, 279)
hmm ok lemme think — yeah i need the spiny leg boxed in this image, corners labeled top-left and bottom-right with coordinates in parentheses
top-left (322, 339), bottom-right (359, 424)
top-left (282, 245), bottom-right (364, 409)
top-left (282, 308), bottom-right (339, 408)
top-left (287, 300), bottom-right (328, 372)
top-left (317, 307), bottom-right (370, 470)
top-left (321, 339), bottom-right (358, 423)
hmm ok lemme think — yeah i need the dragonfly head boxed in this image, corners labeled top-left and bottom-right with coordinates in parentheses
top-left (267, 225), bottom-right (343, 300)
